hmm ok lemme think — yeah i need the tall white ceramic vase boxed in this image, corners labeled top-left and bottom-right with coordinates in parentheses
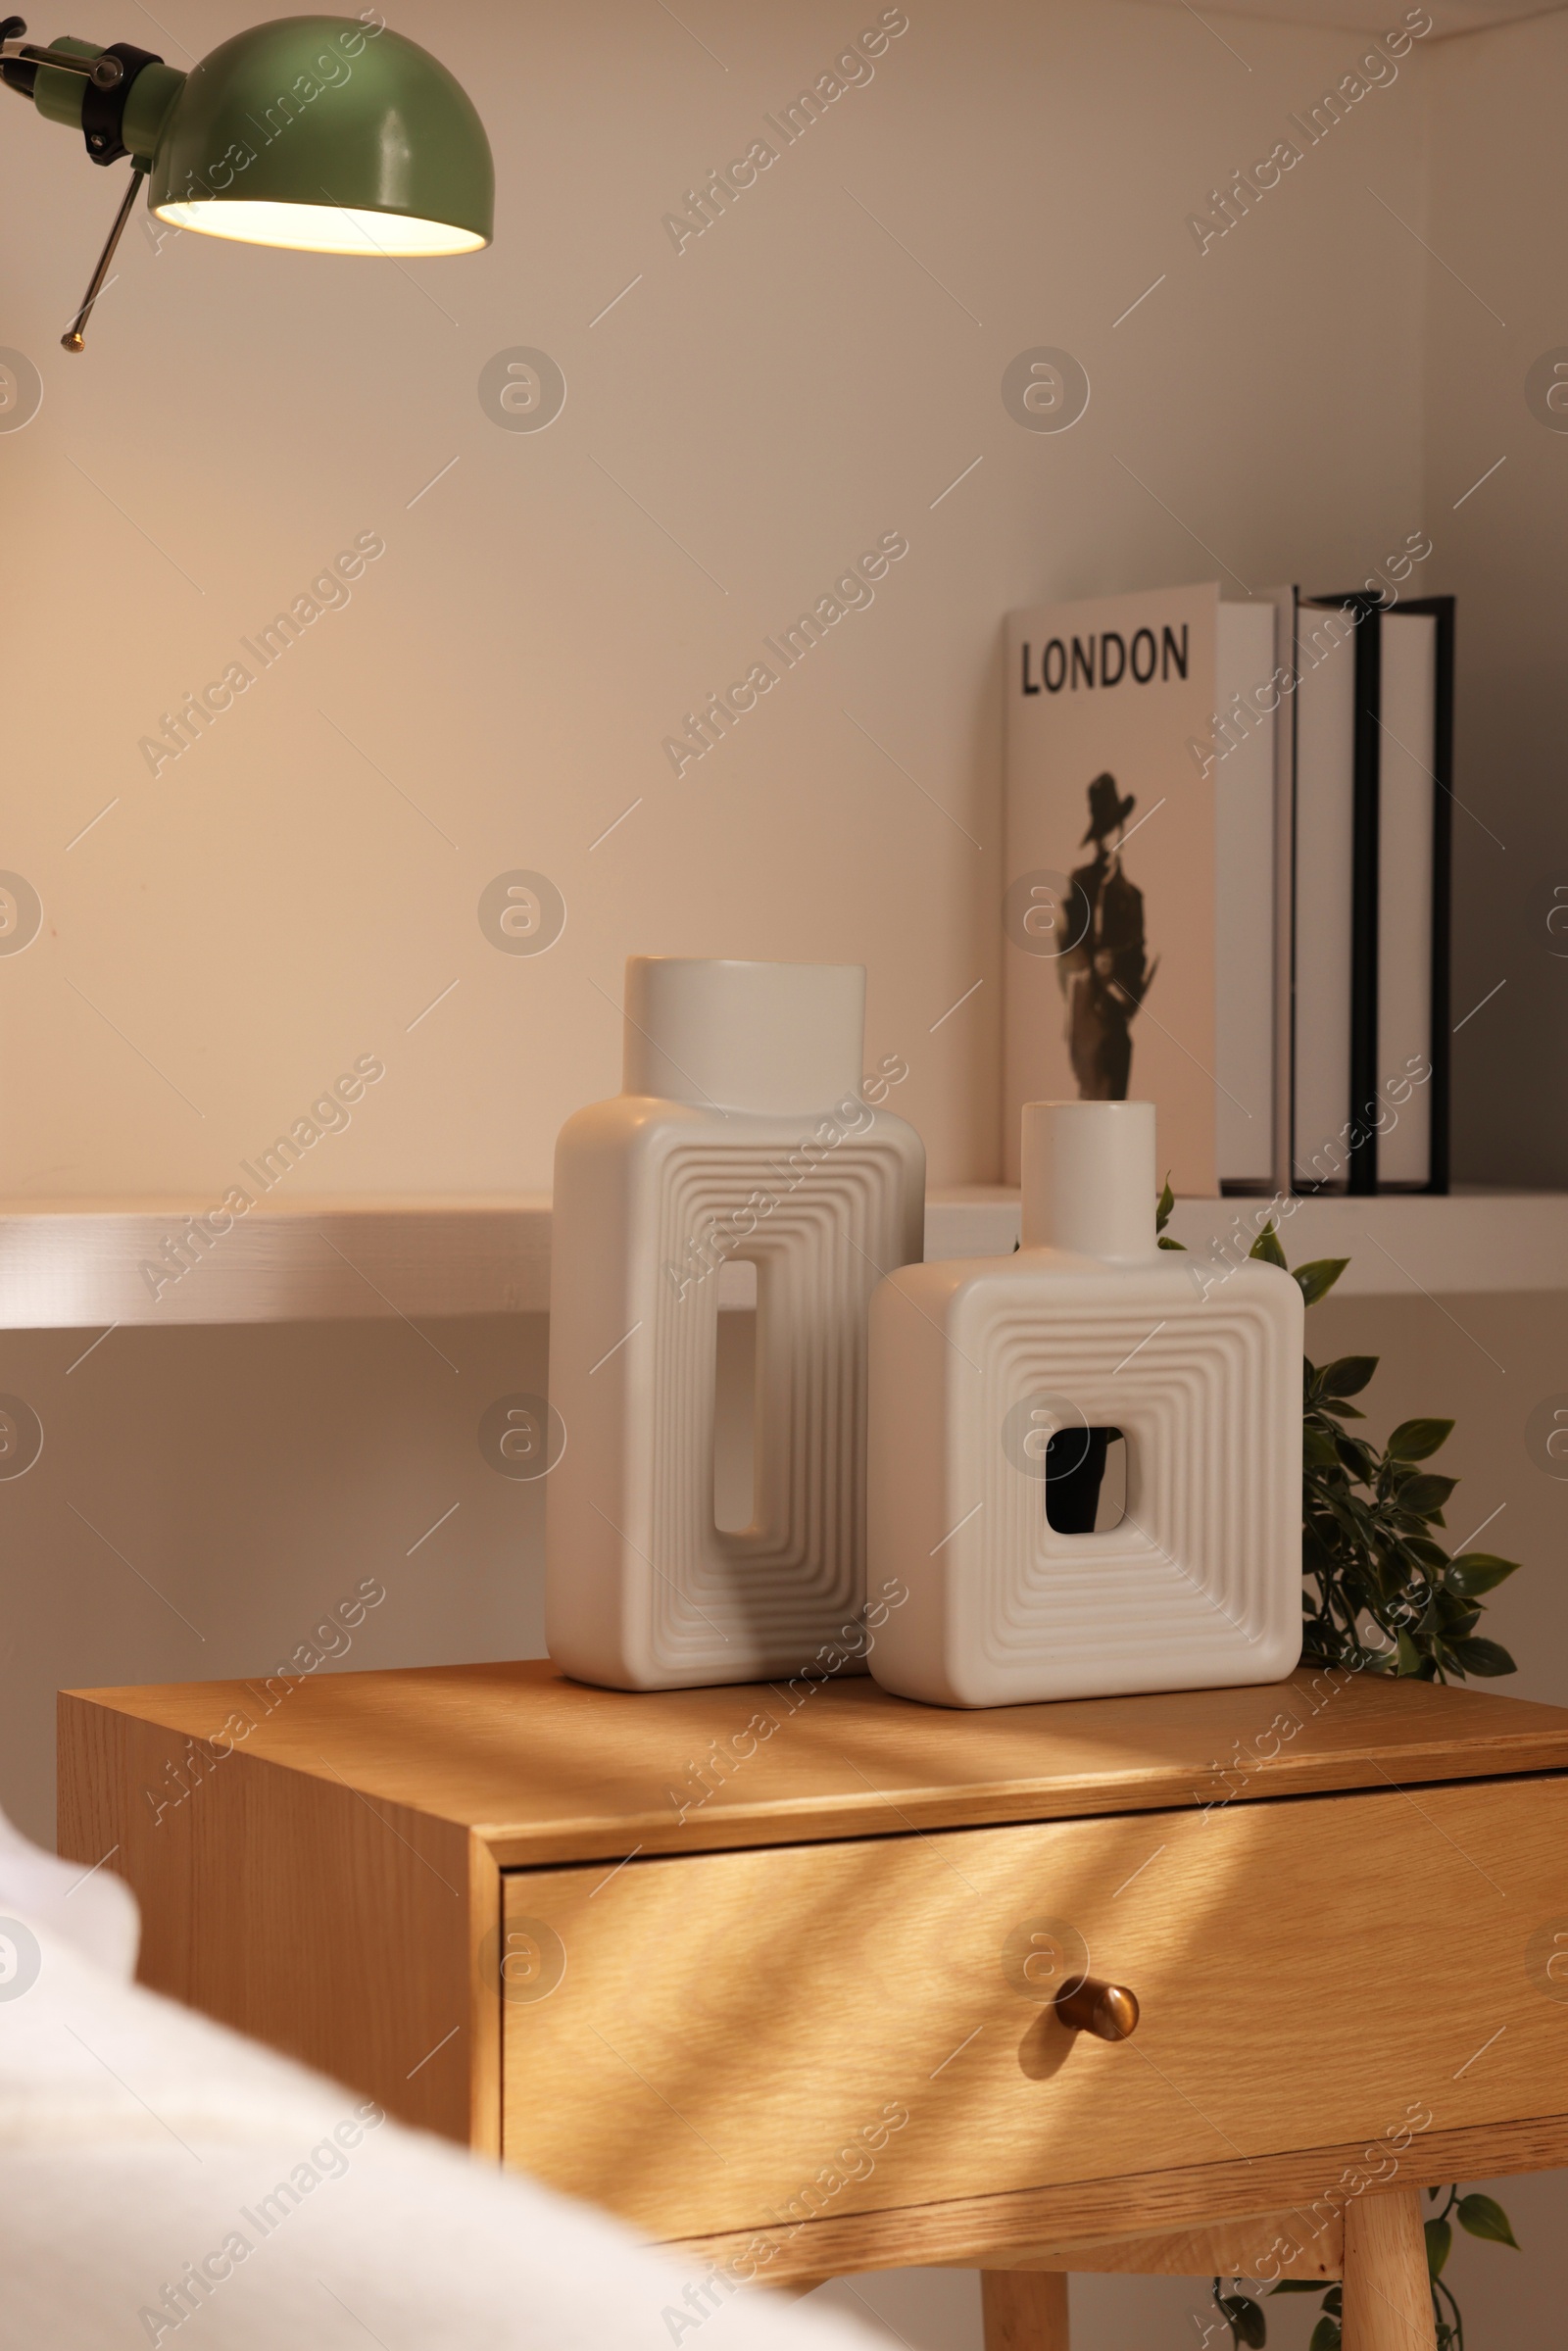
top-left (866, 1100), bottom-right (1303, 1707)
top-left (547, 957), bottom-right (925, 1690)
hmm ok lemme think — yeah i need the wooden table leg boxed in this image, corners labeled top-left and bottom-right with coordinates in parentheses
top-left (1343, 2192), bottom-right (1437, 2351)
top-left (981, 2270), bottom-right (1069, 2351)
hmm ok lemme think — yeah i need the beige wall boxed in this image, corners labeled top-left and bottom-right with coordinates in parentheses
top-left (2, 0), bottom-right (1432, 1200)
top-left (1426, 10), bottom-right (1568, 1186)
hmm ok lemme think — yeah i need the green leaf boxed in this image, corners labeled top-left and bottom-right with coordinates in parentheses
top-left (1155, 1177), bottom-right (1176, 1236)
top-left (1425, 2219), bottom-right (1452, 2278)
top-left (1250, 1223), bottom-right (1288, 1270)
top-left (1446, 1637), bottom-right (1517, 1679)
top-left (1403, 1536), bottom-right (1450, 1569)
top-left (1396, 1630), bottom-right (1424, 1677)
top-left (1303, 1425), bottom-right (1342, 1467)
top-left (1308, 2318), bottom-right (1342, 2351)
top-left (1387, 1417), bottom-right (1454, 1462)
top-left (1322, 2288), bottom-right (1342, 2317)
top-left (1302, 1527), bottom-right (1338, 1576)
top-left (1320, 1355), bottom-right (1378, 1398)
top-left (1335, 1434), bottom-right (1378, 1481)
top-left (1446, 1553), bottom-right (1521, 1597)
top-left (1219, 2296), bottom-right (1267, 2349)
top-left (1456, 2193), bottom-right (1520, 2248)
top-left (1157, 1234), bottom-right (1187, 1250)
top-left (1294, 1256), bottom-right (1349, 1306)
top-left (1396, 1473), bottom-right (1458, 1517)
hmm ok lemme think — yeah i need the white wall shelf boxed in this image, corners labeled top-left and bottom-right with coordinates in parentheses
top-left (0, 1187), bottom-right (1561, 1332)
top-left (0, 1196), bottom-right (554, 1331)
top-left (1149, 0), bottom-right (1563, 32)
top-left (924, 1188), bottom-right (1568, 1298)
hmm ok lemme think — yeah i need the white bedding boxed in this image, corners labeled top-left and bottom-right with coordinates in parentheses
top-left (0, 1814), bottom-right (890, 2351)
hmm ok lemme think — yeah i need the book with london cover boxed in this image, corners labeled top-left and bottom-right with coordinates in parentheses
top-left (1004, 582), bottom-right (1294, 1197)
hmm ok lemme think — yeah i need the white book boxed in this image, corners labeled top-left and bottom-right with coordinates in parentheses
top-left (1376, 612), bottom-right (1438, 1188)
top-left (1213, 600), bottom-right (1283, 1187)
top-left (1004, 584), bottom-right (1218, 1194)
top-left (1292, 604), bottom-right (1358, 1189)
top-left (1004, 583), bottom-right (1288, 1198)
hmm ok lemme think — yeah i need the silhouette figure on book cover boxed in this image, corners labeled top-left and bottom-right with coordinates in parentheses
top-left (1059, 771), bottom-right (1154, 1102)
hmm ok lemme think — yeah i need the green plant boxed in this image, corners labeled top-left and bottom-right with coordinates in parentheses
top-left (1152, 1188), bottom-right (1524, 2350)
top-left (1219, 2189), bottom-right (1518, 2351)
top-left (1420, 2187), bottom-right (1521, 2351)
top-left (1269, 1233), bottom-right (1520, 1689)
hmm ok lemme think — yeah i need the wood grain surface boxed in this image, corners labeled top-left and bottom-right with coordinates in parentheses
top-left (982, 2271), bottom-right (1069, 2351)
top-left (499, 1777), bottom-right (1568, 2241)
top-left (60, 1659), bottom-right (1568, 1867)
top-left (60, 1665), bottom-right (1568, 2266)
top-left (671, 2116), bottom-right (1568, 2283)
top-left (1007, 2211), bottom-right (1343, 2278)
top-left (1343, 2191), bottom-right (1436, 2351)
top-left (58, 1695), bottom-right (498, 2147)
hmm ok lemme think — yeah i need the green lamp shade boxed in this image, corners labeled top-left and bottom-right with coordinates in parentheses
top-left (144, 15), bottom-right (492, 256)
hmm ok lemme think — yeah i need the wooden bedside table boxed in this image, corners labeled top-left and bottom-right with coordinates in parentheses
top-left (59, 1661), bottom-right (1568, 2351)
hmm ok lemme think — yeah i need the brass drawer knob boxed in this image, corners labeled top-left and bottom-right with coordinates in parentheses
top-left (1054, 1976), bottom-right (1140, 2041)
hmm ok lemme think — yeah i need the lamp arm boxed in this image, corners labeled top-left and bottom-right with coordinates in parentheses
top-left (61, 156), bottom-right (145, 351)
top-left (0, 24), bottom-right (180, 165)
top-left (0, 17), bottom-right (183, 351)
top-left (1, 35), bottom-right (125, 84)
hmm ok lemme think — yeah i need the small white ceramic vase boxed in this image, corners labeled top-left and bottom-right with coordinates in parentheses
top-left (866, 1099), bottom-right (1302, 1707)
top-left (547, 957), bottom-right (925, 1690)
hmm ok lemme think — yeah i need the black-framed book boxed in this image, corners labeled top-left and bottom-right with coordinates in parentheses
top-left (1292, 593), bottom-right (1453, 1196)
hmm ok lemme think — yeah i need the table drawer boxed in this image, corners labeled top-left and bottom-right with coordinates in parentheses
top-left (501, 1776), bottom-right (1568, 2240)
